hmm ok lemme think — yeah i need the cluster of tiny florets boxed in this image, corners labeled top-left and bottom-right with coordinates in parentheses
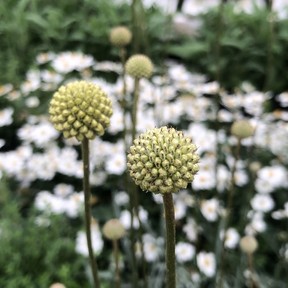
top-left (110, 26), bottom-right (132, 47)
top-left (49, 81), bottom-right (113, 141)
top-left (125, 54), bottom-right (153, 79)
top-left (127, 127), bottom-right (199, 194)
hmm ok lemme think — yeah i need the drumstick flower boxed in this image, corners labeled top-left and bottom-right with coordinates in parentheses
top-left (127, 126), bottom-right (199, 288)
top-left (49, 80), bottom-right (113, 288)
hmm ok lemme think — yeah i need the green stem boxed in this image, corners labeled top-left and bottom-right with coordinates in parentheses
top-left (163, 193), bottom-right (176, 288)
top-left (131, 78), bottom-right (140, 141)
top-left (217, 138), bottom-right (241, 288)
top-left (81, 138), bottom-right (101, 288)
top-left (113, 239), bottom-right (121, 288)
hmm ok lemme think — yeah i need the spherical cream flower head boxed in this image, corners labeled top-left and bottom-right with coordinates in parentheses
top-left (125, 54), bottom-right (153, 79)
top-left (103, 218), bottom-right (125, 240)
top-left (49, 81), bottom-right (113, 141)
top-left (240, 235), bottom-right (258, 254)
top-left (110, 26), bottom-right (132, 47)
top-left (231, 120), bottom-right (254, 139)
top-left (127, 127), bottom-right (199, 194)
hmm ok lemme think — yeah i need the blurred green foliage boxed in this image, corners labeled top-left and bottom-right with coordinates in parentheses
top-left (168, 4), bottom-right (288, 93)
top-left (0, 0), bottom-right (172, 85)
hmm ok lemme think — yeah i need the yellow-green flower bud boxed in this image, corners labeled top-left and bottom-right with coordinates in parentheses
top-left (125, 54), bottom-right (153, 79)
top-left (231, 120), bottom-right (254, 139)
top-left (49, 81), bottom-right (113, 141)
top-left (110, 26), bottom-right (132, 47)
top-left (102, 219), bottom-right (125, 240)
top-left (239, 235), bottom-right (258, 254)
top-left (127, 126), bottom-right (199, 194)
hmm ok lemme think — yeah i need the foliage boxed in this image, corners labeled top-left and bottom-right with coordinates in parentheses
top-left (168, 4), bottom-right (288, 92)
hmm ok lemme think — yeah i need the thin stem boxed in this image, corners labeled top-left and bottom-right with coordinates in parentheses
top-left (131, 78), bottom-right (140, 141)
top-left (81, 138), bottom-right (101, 288)
top-left (163, 193), bottom-right (176, 288)
top-left (113, 239), bottom-right (121, 288)
top-left (217, 138), bottom-right (241, 288)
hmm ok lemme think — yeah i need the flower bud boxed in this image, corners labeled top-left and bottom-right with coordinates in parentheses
top-left (103, 219), bottom-right (125, 240)
top-left (231, 120), bottom-right (254, 139)
top-left (125, 54), bottom-right (153, 79)
top-left (110, 26), bottom-right (132, 47)
top-left (49, 81), bottom-right (113, 141)
top-left (239, 235), bottom-right (258, 254)
top-left (127, 126), bottom-right (199, 194)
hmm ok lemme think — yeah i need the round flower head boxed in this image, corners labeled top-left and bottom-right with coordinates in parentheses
top-left (49, 81), bottom-right (113, 141)
top-left (127, 127), bottom-right (199, 194)
top-left (239, 235), bottom-right (258, 254)
top-left (231, 120), bottom-right (254, 139)
top-left (125, 54), bottom-right (153, 79)
top-left (110, 26), bottom-right (132, 47)
top-left (103, 219), bottom-right (125, 240)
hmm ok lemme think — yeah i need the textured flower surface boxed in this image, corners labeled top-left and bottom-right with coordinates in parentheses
top-left (49, 81), bottom-right (113, 141)
top-left (125, 54), bottom-right (153, 79)
top-left (127, 126), bottom-right (199, 194)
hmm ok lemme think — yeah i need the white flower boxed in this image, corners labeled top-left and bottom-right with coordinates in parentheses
top-left (142, 234), bottom-right (161, 262)
top-left (34, 191), bottom-right (66, 214)
top-left (197, 251), bottom-right (216, 277)
top-left (0, 108), bottom-right (13, 127)
top-left (54, 184), bottom-right (74, 198)
top-left (75, 222), bottom-right (103, 256)
top-left (25, 96), bottom-right (40, 108)
top-left (183, 218), bottom-right (198, 242)
top-left (200, 198), bottom-right (220, 222)
top-left (222, 228), bottom-right (240, 249)
top-left (257, 165), bottom-right (288, 190)
top-left (174, 200), bottom-right (187, 220)
top-left (114, 191), bottom-right (129, 206)
top-left (251, 194), bottom-right (275, 213)
top-left (245, 212), bottom-right (267, 234)
top-left (105, 153), bottom-right (126, 175)
top-left (51, 51), bottom-right (94, 73)
top-left (176, 242), bottom-right (195, 263)
top-left (65, 192), bottom-right (84, 218)
top-left (119, 207), bottom-right (148, 229)
top-left (193, 170), bottom-right (216, 190)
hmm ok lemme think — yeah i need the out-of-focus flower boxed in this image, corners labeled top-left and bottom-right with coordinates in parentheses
top-left (75, 221), bottom-right (103, 256)
top-left (103, 219), bottom-right (125, 240)
top-left (0, 108), bottom-right (13, 127)
top-left (183, 218), bottom-right (198, 242)
top-left (221, 228), bottom-right (240, 249)
top-left (240, 235), bottom-right (258, 254)
top-left (125, 54), bottom-right (153, 79)
top-left (114, 191), bottom-right (129, 206)
top-left (105, 153), bottom-right (126, 175)
top-left (200, 198), bottom-right (220, 222)
top-left (51, 51), bottom-right (94, 73)
top-left (174, 200), bottom-right (187, 220)
top-left (110, 26), bottom-right (132, 47)
top-left (49, 283), bottom-right (66, 288)
top-left (119, 207), bottom-right (148, 229)
top-left (142, 234), bottom-right (162, 262)
top-left (176, 242), bottom-right (195, 263)
top-left (197, 251), bottom-right (216, 277)
top-left (251, 194), bottom-right (275, 213)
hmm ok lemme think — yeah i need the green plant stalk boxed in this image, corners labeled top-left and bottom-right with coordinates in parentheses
top-left (81, 138), bottom-right (100, 288)
top-left (163, 193), bottom-right (176, 288)
top-left (113, 239), bottom-right (121, 288)
top-left (130, 76), bottom-right (148, 288)
top-left (119, 47), bottom-right (139, 288)
top-left (217, 138), bottom-right (241, 288)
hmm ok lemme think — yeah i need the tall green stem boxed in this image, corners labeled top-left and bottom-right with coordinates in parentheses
top-left (131, 78), bottom-right (140, 141)
top-left (81, 138), bottom-right (101, 288)
top-left (163, 193), bottom-right (176, 288)
top-left (113, 239), bottom-right (121, 288)
top-left (217, 138), bottom-right (241, 288)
